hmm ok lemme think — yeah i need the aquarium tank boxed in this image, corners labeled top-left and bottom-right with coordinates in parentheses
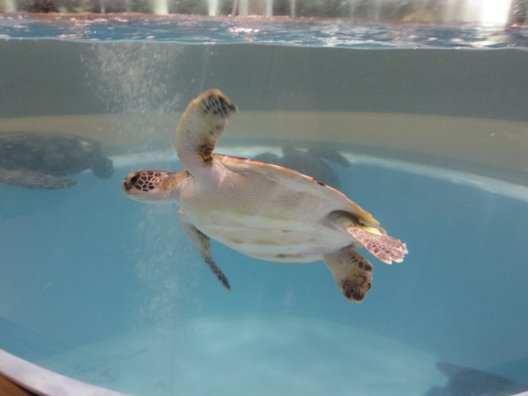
top-left (0, 0), bottom-right (528, 395)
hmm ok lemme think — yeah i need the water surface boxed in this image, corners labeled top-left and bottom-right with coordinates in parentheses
top-left (0, 14), bottom-right (527, 396)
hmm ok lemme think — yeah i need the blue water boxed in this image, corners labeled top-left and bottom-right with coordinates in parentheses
top-left (1, 14), bottom-right (528, 48)
top-left (1, 14), bottom-right (528, 396)
top-left (1, 151), bottom-right (528, 395)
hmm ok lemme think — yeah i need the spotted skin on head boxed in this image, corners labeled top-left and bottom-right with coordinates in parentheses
top-left (122, 170), bottom-right (190, 202)
top-left (128, 171), bottom-right (166, 192)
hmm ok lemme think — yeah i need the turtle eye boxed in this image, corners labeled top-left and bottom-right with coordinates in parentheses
top-left (130, 174), bottom-right (139, 185)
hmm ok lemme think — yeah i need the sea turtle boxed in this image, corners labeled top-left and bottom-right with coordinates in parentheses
top-left (254, 146), bottom-right (351, 188)
top-left (0, 132), bottom-right (113, 189)
top-left (122, 89), bottom-right (408, 302)
top-left (424, 362), bottom-right (528, 396)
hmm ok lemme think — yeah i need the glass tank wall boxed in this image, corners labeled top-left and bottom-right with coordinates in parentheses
top-left (0, 1), bottom-right (528, 395)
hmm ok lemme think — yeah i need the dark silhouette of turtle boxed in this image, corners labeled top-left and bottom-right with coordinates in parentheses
top-left (0, 132), bottom-right (113, 189)
top-left (253, 146), bottom-right (351, 188)
top-left (424, 361), bottom-right (528, 396)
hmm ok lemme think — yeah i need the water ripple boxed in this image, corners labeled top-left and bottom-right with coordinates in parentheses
top-left (0, 14), bottom-right (527, 49)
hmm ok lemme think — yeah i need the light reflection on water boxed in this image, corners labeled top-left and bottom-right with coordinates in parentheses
top-left (0, 14), bottom-right (527, 48)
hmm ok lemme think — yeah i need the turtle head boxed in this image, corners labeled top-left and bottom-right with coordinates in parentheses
top-left (122, 170), bottom-right (189, 202)
top-left (92, 157), bottom-right (114, 179)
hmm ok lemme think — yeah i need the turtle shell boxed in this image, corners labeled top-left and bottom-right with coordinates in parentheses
top-left (0, 132), bottom-right (113, 178)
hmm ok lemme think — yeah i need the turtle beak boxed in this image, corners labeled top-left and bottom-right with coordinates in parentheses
top-left (122, 178), bottom-right (131, 192)
top-left (122, 173), bottom-right (139, 193)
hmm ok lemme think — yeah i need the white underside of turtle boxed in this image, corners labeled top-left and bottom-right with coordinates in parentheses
top-left (123, 89), bottom-right (408, 302)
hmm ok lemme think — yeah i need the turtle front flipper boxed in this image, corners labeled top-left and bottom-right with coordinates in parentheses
top-left (324, 246), bottom-right (373, 302)
top-left (0, 168), bottom-right (76, 189)
top-left (175, 89), bottom-right (238, 176)
top-left (178, 211), bottom-right (231, 291)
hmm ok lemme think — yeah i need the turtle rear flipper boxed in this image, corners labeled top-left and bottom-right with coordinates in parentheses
top-left (347, 226), bottom-right (408, 264)
top-left (324, 246), bottom-right (372, 302)
top-left (329, 211), bottom-right (407, 264)
top-left (178, 211), bottom-right (231, 291)
top-left (0, 168), bottom-right (76, 189)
